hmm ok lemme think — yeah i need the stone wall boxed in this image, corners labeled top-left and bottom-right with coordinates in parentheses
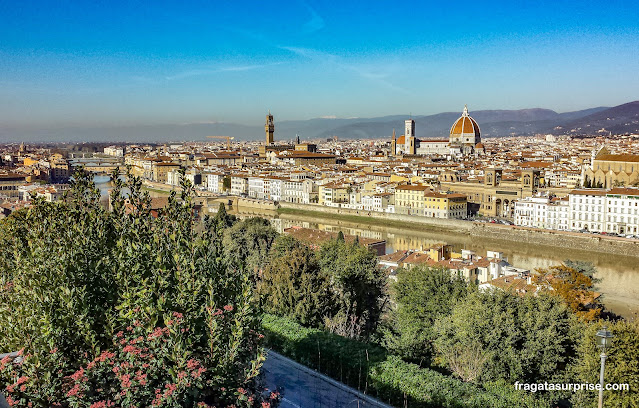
top-left (470, 223), bottom-right (639, 257)
top-left (278, 202), bottom-right (473, 232)
top-left (237, 198), bottom-right (278, 211)
top-left (279, 202), bottom-right (639, 258)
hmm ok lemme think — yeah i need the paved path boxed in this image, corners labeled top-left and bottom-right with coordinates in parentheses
top-left (0, 350), bottom-right (395, 408)
top-left (262, 350), bottom-right (395, 408)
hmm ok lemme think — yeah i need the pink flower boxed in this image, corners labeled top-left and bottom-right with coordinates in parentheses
top-left (89, 401), bottom-right (114, 408)
top-left (70, 367), bottom-right (85, 382)
top-left (223, 305), bottom-right (233, 312)
top-left (173, 311), bottom-right (183, 319)
top-left (66, 384), bottom-right (82, 397)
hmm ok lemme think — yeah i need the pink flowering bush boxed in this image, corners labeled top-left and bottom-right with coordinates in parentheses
top-left (0, 169), bottom-right (279, 407)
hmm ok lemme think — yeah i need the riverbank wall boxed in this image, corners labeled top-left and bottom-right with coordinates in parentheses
top-left (278, 202), bottom-right (472, 232)
top-left (278, 202), bottom-right (639, 258)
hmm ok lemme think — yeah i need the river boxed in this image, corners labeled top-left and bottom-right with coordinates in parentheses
top-left (256, 211), bottom-right (639, 320)
top-left (94, 177), bottom-right (638, 319)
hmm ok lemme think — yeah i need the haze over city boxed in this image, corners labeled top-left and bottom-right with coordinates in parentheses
top-left (1, 0), bottom-right (639, 137)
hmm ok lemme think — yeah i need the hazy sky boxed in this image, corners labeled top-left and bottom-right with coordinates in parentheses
top-left (1, 0), bottom-right (638, 129)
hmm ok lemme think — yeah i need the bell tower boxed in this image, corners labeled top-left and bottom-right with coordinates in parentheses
top-left (521, 169), bottom-right (540, 192)
top-left (391, 129), bottom-right (396, 155)
top-left (485, 168), bottom-right (502, 187)
top-left (265, 111), bottom-right (274, 145)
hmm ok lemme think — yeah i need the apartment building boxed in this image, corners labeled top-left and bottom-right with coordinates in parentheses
top-left (569, 190), bottom-right (606, 232)
top-left (230, 174), bottom-right (248, 196)
top-left (423, 192), bottom-right (467, 219)
top-left (605, 188), bottom-right (639, 234)
top-left (395, 185), bottom-right (430, 215)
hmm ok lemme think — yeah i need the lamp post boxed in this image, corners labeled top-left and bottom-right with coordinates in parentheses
top-left (595, 325), bottom-right (614, 408)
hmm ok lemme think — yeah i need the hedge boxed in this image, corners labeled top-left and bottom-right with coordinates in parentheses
top-left (261, 314), bottom-right (551, 408)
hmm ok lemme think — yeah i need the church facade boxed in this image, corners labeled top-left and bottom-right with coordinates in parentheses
top-left (391, 106), bottom-right (484, 156)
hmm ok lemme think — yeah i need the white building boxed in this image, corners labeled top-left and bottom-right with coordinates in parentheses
top-left (205, 173), bottom-right (222, 194)
top-left (267, 177), bottom-right (283, 202)
top-left (547, 197), bottom-right (570, 231)
top-left (230, 174), bottom-right (248, 196)
top-left (104, 146), bottom-right (124, 157)
top-left (569, 189), bottom-right (606, 232)
top-left (248, 176), bottom-right (265, 199)
top-left (514, 196), bottom-right (550, 228)
top-left (167, 169), bottom-right (181, 186)
top-left (605, 188), bottom-right (639, 235)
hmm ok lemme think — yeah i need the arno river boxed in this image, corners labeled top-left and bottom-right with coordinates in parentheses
top-left (95, 177), bottom-right (639, 319)
top-left (268, 211), bottom-right (639, 319)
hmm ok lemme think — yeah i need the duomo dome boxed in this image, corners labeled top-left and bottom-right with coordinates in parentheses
top-left (449, 105), bottom-right (481, 154)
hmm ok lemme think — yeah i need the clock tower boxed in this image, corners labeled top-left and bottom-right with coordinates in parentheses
top-left (265, 111), bottom-right (274, 145)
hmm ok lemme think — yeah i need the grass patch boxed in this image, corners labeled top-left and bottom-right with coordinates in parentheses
top-left (142, 186), bottom-right (173, 195)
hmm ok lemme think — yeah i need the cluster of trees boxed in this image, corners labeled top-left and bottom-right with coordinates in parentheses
top-left (0, 170), bottom-right (278, 407)
top-left (381, 264), bottom-right (638, 406)
top-left (257, 231), bottom-right (387, 338)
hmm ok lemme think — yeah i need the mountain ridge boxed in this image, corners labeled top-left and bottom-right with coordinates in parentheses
top-left (3, 102), bottom-right (639, 143)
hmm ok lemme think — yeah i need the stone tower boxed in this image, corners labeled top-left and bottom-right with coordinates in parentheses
top-left (265, 111), bottom-right (274, 145)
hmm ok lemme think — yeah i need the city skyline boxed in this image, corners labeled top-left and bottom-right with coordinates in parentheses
top-left (1, 0), bottom-right (639, 133)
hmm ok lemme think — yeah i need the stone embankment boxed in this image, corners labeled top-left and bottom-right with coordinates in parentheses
top-left (278, 202), bottom-right (639, 258)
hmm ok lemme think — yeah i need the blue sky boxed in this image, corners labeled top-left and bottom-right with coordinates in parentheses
top-left (1, 0), bottom-right (638, 129)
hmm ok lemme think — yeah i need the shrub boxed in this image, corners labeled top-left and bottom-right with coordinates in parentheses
top-left (317, 238), bottom-right (387, 338)
top-left (382, 265), bottom-right (474, 364)
top-left (262, 313), bottom-right (550, 408)
top-left (0, 168), bottom-right (275, 407)
top-left (258, 235), bottom-right (336, 327)
top-left (434, 291), bottom-right (577, 386)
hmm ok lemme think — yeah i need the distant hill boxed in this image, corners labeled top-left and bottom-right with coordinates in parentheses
top-left (4, 102), bottom-right (639, 143)
top-left (549, 101), bottom-right (639, 136)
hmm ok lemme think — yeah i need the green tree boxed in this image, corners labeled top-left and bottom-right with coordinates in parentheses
top-left (258, 235), bottom-right (336, 326)
top-left (0, 168), bottom-right (271, 407)
top-left (223, 176), bottom-right (231, 191)
top-left (222, 217), bottom-right (278, 274)
top-left (571, 319), bottom-right (639, 408)
top-left (317, 238), bottom-right (386, 338)
top-left (206, 202), bottom-right (237, 257)
top-left (383, 266), bottom-right (474, 364)
top-left (434, 290), bottom-right (577, 386)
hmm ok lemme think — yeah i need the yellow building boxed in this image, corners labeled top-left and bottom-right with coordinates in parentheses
top-left (395, 185), bottom-right (430, 215)
top-left (439, 168), bottom-right (556, 218)
top-left (423, 192), bottom-right (467, 219)
top-left (23, 157), bottom-right (39, 167)
top-left (319, 183), bottom-right (350, 205)
top-left (152, 162), bottom-right (180, 183)
top-left (50, 158), bottom-right (71, 182)
top-left (584, 147), bottom-right (639, 188)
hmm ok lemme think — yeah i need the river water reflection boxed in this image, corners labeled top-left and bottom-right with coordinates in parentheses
top-left (94, 176), bottom-right (638, 319)
top-left (261, 211), bottom-right (639, 319)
